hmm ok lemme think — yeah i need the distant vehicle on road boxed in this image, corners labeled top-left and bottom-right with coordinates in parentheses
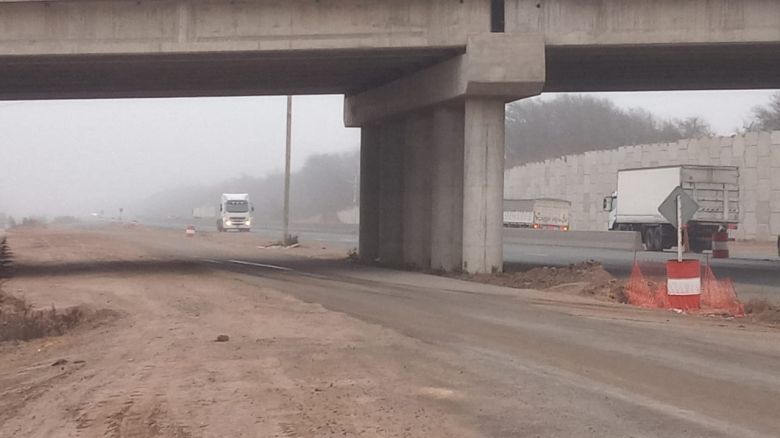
top-left (603, 165), bottom-right (739, 252)
top-left (192, 206), bottom-right (216, 219)
top-left (504, 198), bottom-right (571, 231)
top-left (217, 194), bottom-right (253, 232)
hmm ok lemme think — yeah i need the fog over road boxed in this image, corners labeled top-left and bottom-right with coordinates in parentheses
top-left (1, 225), bottom-right (779, 437)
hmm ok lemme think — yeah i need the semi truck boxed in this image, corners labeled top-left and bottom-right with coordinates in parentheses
top-left (216, 193), bottom-right (253, 232)
top-left (603, 165), bottom-right (739, 252)
top-left (504, 198), bottom-right (571, 231)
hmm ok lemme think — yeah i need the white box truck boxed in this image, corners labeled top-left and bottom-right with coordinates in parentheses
top-left (192, 206), bottom-right (216, 219)
top-left (603, 165), bottom-right (739, 252)
top-left (217, 193), bottom-right (254, 232)
top-left (504, 198), bottom-right (571, 231)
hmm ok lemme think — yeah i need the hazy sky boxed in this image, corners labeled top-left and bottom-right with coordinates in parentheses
top-left (0, 90), bottom-right (777, 218)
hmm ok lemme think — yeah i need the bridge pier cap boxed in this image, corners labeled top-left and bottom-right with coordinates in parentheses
top-left (344, 34), bottom-right (545, 127)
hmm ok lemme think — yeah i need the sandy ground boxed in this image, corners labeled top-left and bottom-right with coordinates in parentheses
top-left (0, 227), bottom-right (477, 437)
top-left (1, 225), bottom-right (780, 437)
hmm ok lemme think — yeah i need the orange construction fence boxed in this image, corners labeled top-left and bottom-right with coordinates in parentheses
top-left (624, 261), bottom-right (744, 317)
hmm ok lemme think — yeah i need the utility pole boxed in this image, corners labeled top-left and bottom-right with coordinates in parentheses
top-left (283, 95), bottom-right (292, 245)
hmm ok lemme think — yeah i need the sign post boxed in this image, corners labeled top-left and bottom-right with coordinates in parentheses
top-left (283, 95), bottom-right (292, 245)
top-left (659, 187), bottom-right (703, 310)
top-left (658, 186), bottom-right (699, 255)
top-left (676, 195), bottom-right (682, 262)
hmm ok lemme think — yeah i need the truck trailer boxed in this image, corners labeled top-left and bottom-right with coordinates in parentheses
top-left (192, 206), bottom-right (216, 219)
top-left (504, 198), bottom-right (571, 231)
top-left (603, 165), bottom-right (739, 252)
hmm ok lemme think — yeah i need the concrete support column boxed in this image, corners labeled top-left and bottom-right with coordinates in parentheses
top-left (377, 120), bottom-right (405, 266)
top-left (402, 113), bottom-right (433, 268)
top-left (430, 106), bottom-right (465, 271)
top-left (462, 98), bottom-right (505, 273)
top-left (358, 124), bottom-right (380, 262)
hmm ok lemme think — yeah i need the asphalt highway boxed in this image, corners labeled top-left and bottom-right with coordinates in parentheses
top-left (136, 218), bottom-right (780, 300)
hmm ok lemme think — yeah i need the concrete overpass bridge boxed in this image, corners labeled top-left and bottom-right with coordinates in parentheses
top-left (2, 0), bottom-right (779, 272)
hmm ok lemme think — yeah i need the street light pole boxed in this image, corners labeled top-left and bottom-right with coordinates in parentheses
top-left (283, 95), bottom-right (292, 245)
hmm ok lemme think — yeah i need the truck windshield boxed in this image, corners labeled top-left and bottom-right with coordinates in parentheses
top-left (225, 201), bottom-right (249, 213)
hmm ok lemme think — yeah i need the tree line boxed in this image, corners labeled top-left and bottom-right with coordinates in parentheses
top-left (138, 149), bottom-right (359, 223)
top-left (505, 92), bottom-right (780, 166)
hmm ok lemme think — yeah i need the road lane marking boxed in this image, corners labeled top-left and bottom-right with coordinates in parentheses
top-left (227, 260), bottom-right (293, 272)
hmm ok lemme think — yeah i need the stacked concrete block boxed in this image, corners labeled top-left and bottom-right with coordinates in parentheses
top-left (686, 138), bottom-right (699, 162)
top-left (504, 130), bottom-right (780, 241)
top-left (719, 137), bottom-right (734, 166)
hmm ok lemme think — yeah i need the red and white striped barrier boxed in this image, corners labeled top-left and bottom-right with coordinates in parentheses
top-left (185, 225), bottom-right (196, 237)
top-left (712, 231), bottom-right (729, 259)
top-left (666, 259), bottom-right (701, 310)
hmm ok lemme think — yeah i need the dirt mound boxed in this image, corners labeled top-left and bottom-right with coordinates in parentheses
top-left (744, 299), bottom-right (780, 326)
top-left (468, 261), bottom-right (627, 302)
top-left (0, 286), bottom-right (83, 342)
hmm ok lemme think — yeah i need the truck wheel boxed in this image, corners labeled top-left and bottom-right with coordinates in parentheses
top-left (690, 238), bottom-right (705, 254)
top-left (643, 228), bottom-right (656, 251)
top-left (644, 227), bottom-right (663, 252)
top-left (653, 228), bottom-right (664, 252)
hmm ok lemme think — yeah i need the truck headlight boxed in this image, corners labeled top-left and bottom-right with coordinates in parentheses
top-left (225, 220), bottom-right (232, 226)
top-left (245, 220), bottom-right (251, 226)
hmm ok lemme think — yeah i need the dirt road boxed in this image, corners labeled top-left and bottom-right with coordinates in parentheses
top-left (1, 226), bottom-right (779, 437)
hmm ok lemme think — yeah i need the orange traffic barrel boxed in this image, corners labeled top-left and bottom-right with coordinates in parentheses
top-left (666, 259), bottom-right (701, 310)
top-left (712, 231), bottom-right (729, 258)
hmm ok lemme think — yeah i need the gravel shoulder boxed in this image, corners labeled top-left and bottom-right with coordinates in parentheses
top-left (0, 227), bottom-right (479, 437)
top-left (2, 226), bottom-right (779, 437)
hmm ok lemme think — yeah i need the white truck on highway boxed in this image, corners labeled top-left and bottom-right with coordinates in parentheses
top-left (504, 198), bottom-right (571, 231)
top-left (192, 206), bottom-right (216, 219)
top-left (603, 165), bottom-right (739, 252)
top-left (216, 193), bottom-right (253, 232)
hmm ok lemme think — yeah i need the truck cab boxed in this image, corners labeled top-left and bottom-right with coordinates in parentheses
top-left (603, 193), bottom-right (617, 230)
top-left (217, 193), bottom-right (253, 232)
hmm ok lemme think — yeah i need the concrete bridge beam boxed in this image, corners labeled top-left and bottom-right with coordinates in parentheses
top-left (430, 106), bottom-right (465, 272)
top-left (376, 120), bottom-right (406, 267)
top-left (402, 113), bottom-right (433, 269)
top-left (344, 33), bottom-right (545, 127)
top-left (352, 34), bottom-right (543, 273)
top-left (358, 124), bottom-right (381, 263)
top-left (461, 98), bottom-right (506, 274)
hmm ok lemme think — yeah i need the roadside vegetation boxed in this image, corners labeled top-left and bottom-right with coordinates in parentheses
top-left (505, 91), bottom-right (780, 167)
top-left (0, 236), bottom-right (84, 342)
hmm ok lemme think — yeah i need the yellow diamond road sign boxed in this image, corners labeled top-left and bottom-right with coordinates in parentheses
top-left (658, 186), bottom-right (699, 229)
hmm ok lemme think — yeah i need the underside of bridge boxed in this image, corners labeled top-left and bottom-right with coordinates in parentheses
top-left (2, 42), bottom-right (780, 99)
top-left (2, 0), bottom-right (780, 272)
top-left (0, 48), bottom-right (462, 99)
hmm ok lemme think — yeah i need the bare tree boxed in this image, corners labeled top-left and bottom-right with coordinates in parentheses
top-left (745, 92), bottom-right (780, 131)
top-left (138, 149), bottom-right (359, 223)
top-left (505, 95), bottom-right (712, 166)
top-left (673, 117), bottom-right (714, 138)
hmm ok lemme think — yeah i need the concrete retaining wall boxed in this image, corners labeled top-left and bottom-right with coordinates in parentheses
top-left (504, 130), bottom-right (780, 241)
top-left (504, 229), bottom-right (642, 251)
